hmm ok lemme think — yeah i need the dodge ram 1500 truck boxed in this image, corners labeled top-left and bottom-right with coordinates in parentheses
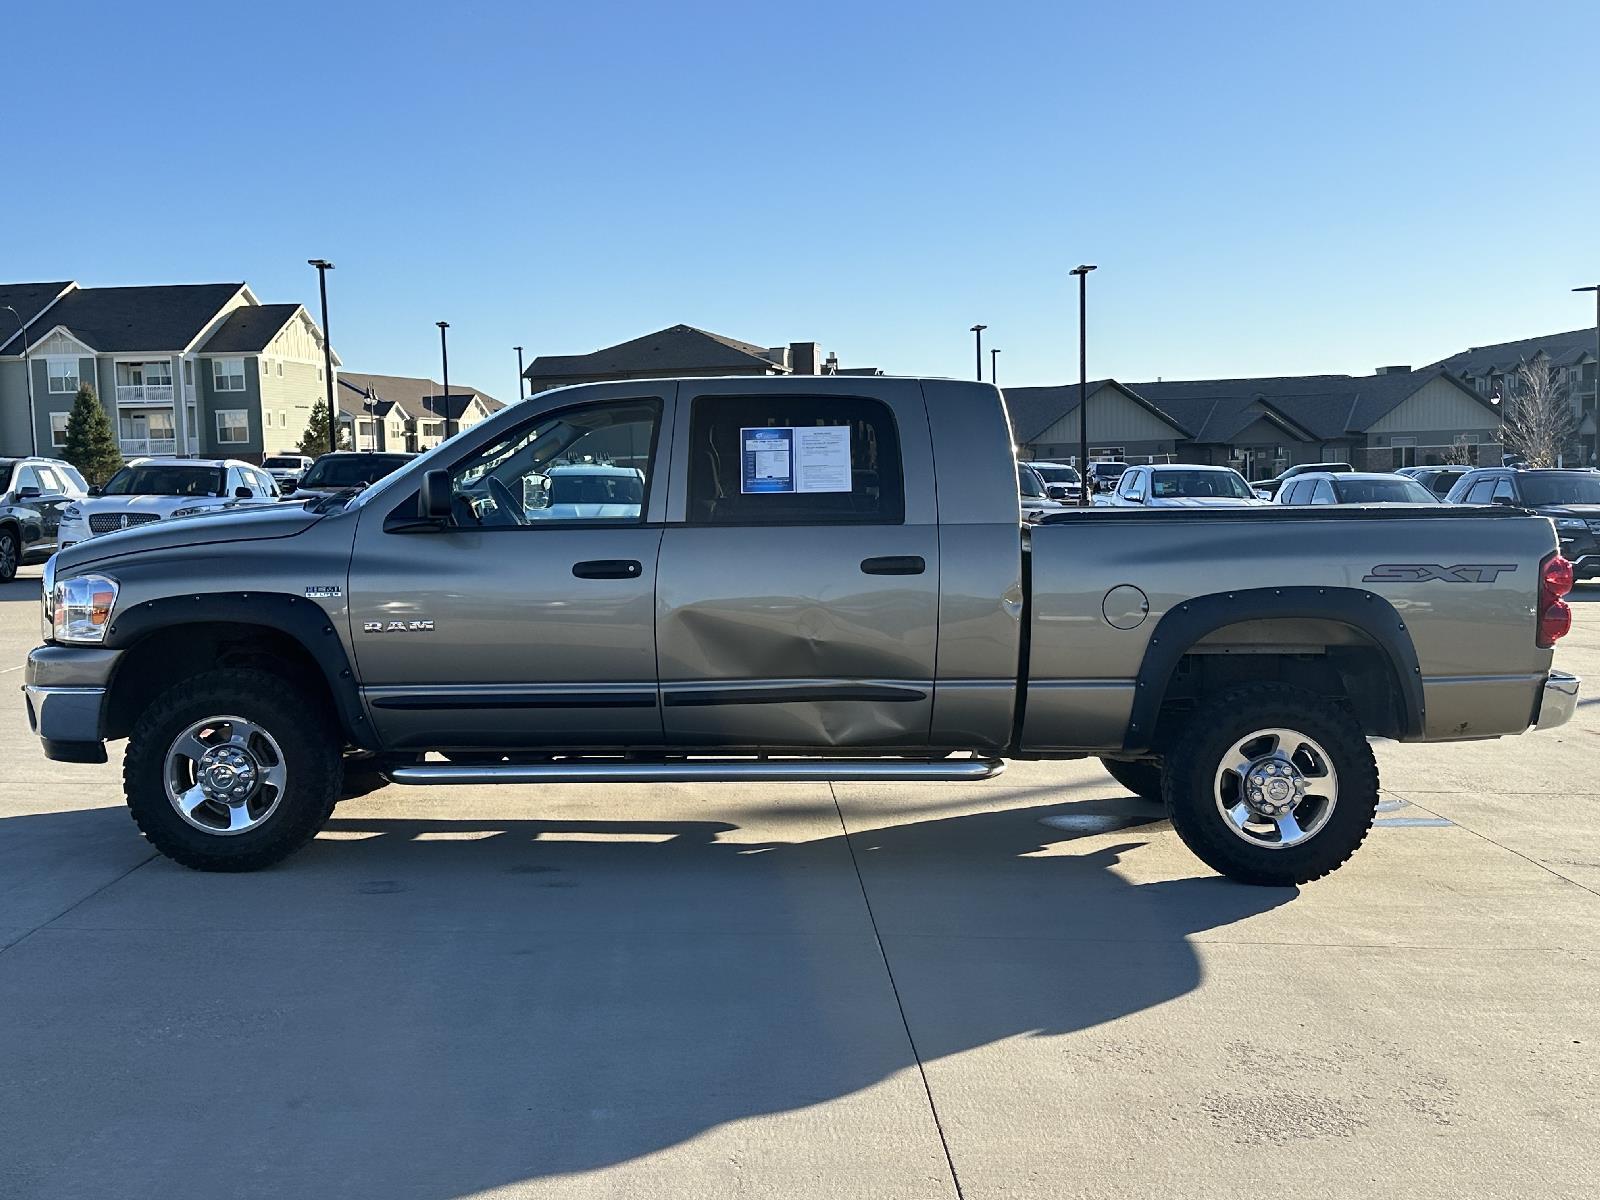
top-left (22, 377), bottom-right (1580, 884)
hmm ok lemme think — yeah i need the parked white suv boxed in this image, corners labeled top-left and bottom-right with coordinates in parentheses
top-left (261, 454), bottom-right (314, 487)
top-left (57, 458), bottom-right (280, 550)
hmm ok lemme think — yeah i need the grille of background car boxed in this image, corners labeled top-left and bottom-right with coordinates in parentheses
top-left (89, 513), bottom-right (160, 535)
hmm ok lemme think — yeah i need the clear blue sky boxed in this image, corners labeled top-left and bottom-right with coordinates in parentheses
top-left (9, 0), bottom-right (1599, 396)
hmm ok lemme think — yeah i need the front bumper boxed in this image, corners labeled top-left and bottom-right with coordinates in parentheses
top-left (1533, 670), bottom-right (1580, 731)
top-left (21, 644), bottom-right (122, 762)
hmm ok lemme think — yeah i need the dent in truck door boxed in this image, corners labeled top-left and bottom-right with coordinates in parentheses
top-left (655, 380), bottom-right (939, 748)
top-left (347, 384), bottom-right (675, 750)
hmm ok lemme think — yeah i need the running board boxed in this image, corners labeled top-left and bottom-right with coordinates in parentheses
top-left (385, 758), bottom-right (1006, 786)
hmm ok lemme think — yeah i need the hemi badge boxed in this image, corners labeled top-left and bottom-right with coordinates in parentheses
top-left (305, 585), bottom-right (343, 598)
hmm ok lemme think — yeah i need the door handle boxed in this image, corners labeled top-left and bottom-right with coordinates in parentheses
top-left (572, 559), bottom-right (644, 580)
top-left (860, 555), bottom-right (926, 576)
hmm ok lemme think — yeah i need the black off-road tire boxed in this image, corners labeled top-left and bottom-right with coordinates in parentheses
top-left (0, 525), bottom-right (18, 582)
top-left (124, 669), bottom-right (341, 871)
top-left (1162, 683), bottom-right (1379, 886)
top-left (1099, 757), bottom-right (1164, 801)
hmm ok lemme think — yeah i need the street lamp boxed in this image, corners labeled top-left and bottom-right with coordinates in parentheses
top-left (514, 345), bottom-right (526, 400)
top-left (307, 259), bottom-right (337, 454)
top-left (1, 305), bottom-right (37, 455)
top-left (969, 324), bottom-right (987, 382)
top-left (990, 347), bottom-right (1001, 386)
top-left (1070, 264), bottom-right (1097, 506)
top-left (436, 321), bottom-right (454, 442)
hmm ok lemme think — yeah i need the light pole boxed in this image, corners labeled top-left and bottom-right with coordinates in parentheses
top-left (2, 306), bottom-right (37, 455)
top-left (990, 347), bottom-right (1001, 386)
top-left (969, 324), bottom-right (987, 382)
top-left (1070, 264), bottom-right (1097, 506)
top-left (307, 259), bottom-right (336, 454)
top-left (1576, 285), bottom-right (1600, 464)
top-left (436, 321), bottom-right (454, 442)
top-left (515, 345), bottom-right (526, 400)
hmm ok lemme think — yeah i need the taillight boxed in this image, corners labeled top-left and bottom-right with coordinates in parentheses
top-left (1537, 555), bottom-right (1573, 648)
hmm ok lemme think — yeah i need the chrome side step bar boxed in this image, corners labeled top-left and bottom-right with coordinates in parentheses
top-left (385, 758), bottom-right (1006, 786)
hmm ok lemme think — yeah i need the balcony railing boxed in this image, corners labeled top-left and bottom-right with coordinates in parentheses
top-left (117, 383), bottom-right (175, 405)
top-left (119, 437), bottom-right (178, 456)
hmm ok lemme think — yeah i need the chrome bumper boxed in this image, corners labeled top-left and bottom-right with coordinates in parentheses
top-left (23, 684), bottom-right (108, 749)
top-left (1534, 671), bottom-right (1580, 731)
top-left (22, 644), bottom-right (121, 762)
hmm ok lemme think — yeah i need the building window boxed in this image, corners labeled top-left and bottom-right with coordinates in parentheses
top-left (1390, 436), bottom-right (1418, 468)
top-left (277, 361), bottom-right (284, 377)
top-left (50, 412), bottom-right (70, 447)
top-left (216, 409), bottom-right (248, 443)
top-left (213, 358), bottom-right (246, 391)
top-left (47, 359), bottom-right (79, 393)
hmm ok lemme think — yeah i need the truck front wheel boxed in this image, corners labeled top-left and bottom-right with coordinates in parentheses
top-left (124, 669), bottom-right (341, 871)
top-left (1162, 684), bottom-right (1378, 886)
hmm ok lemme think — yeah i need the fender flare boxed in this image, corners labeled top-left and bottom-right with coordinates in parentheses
top-left (1123, 585), bottom-right (1424, 752)
top-left (103, 591), bottom-right (378, 750)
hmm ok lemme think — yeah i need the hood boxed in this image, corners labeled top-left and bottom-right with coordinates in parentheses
top-left (1537, 505), bottom-right (1600, 517)
top-left (1149, 496), bottom-right (1267, 508)
top-left (53, 504), bottom-right (324, 569)
top-left (76, 494), bottom-right (219, 517)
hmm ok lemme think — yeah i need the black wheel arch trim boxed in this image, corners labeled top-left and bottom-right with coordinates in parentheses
top-left (102, 592), bottom-right (379, 751)
top-left (1123, 585), bottom-right (1424, 753)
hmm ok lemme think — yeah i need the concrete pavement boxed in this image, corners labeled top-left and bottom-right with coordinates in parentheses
top-left (1, 564), bottom-right (1596, 1199)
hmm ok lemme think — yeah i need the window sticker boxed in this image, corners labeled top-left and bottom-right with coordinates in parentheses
top-left (741, 425), bottom-right (852, 494)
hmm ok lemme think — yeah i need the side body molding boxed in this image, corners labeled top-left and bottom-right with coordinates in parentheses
top-left (1122, 586), bottom-right (1425, 752)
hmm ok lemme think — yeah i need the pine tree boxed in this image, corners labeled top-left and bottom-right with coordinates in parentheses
top-left (296, 399), bottom-right (347, 457)
top-left (61, 384), bottom-right (123, 485)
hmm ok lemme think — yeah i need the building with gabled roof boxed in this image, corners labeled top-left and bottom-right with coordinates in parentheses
top-left (0, 280), bottom-right (337, 462)
top-left (337, 370), bottom-right (502, 451)
top-left (1007, 366), bottom-right (1502, 476)
top-left (522, 324), bottom-right (877, 393)
top-left (1429, 328), bottom-right (1597, 464)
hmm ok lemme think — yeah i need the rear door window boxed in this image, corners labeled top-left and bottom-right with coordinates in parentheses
top-left (1464, 478), bottom-right (1496, 504)
top-left (1311, 480), bottom-right (1337, 504)
top-left (686, 394), bottom-right (904, 525)
top-left (1491, 478), bottom-right (1517, 504)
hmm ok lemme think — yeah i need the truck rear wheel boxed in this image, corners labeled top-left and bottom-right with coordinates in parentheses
top-left (1099, 757), bottom-right (1163, 801)
top-left (1162, 684), bottom-right (1378, 886)
top-left (124, 669), bottom-right (341, 871)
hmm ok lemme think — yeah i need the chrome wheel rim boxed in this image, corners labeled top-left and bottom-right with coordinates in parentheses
top-left (164, 716), bottom-right (287, 836)
top-left (1213, 726), bottom-right (1337, 850)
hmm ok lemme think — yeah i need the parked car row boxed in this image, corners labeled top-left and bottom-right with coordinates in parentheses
top-left (0, 450), bottom-right (422, 574)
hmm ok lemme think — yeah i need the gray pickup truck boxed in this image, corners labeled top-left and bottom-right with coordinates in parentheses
top-left (22, 377), bottom-right (1580, 884)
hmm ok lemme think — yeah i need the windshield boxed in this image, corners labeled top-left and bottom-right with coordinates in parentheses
top-left (1030, 465), bottom-right (1079, 484)
top-left (1151, 469), bottom-right (1253, 499)
top-left (101, 465), bottom-right (225, 497)
top-left (1519, 472), bottom-right (1600, 506)
top-left (1338, 477), bottom-right (1437, 503)
top-left (549, 473), bottom-right (645, 506)
top-left (1017, 465), bottom-right (1046, 498)
top-left (300, 455), bottom-right (411, 488)
top-left (1092, 462), bottom-right (1128, 479)
top-left (263, 456), bottom-right (304, 468)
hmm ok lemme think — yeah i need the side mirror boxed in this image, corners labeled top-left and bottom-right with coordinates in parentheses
top-left (88, 485), bottom-right (103, 497)
top-left (17, 485), bottom-right (41, 499)
top-left (280, 480), bottom-right (297, 494)
top-left (1127, 491), bottom-right (1145, 504)
top-left (419, 469), bottom-right (453, 519)
top-left (234, 486), bottom-right (253, 499)
top-left (1492, 494), bottom-right (1516, 506)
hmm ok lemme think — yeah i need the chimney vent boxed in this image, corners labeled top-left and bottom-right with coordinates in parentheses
top-left (1375, 365), bottom-right (1412, 375)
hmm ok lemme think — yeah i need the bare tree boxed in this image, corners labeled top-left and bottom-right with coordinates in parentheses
top-left (1499, 359), bottom-right (1577, 467)
top-left (1442, 434), bottom-right (1475, 466)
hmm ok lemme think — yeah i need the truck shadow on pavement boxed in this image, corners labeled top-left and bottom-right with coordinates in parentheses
top-left (0, 797), bottom-right (1294, 1197)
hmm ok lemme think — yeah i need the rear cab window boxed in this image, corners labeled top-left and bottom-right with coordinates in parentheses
top-left (685, 394), bottom-right (904, 525)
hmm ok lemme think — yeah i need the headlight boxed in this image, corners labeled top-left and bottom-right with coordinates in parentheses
top-left (1555, 518), bottom-right (1586, 532)
top-left (50, 574), bottom-right (119, 644)
top-left (61, 503), bottom-right (82, 522)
